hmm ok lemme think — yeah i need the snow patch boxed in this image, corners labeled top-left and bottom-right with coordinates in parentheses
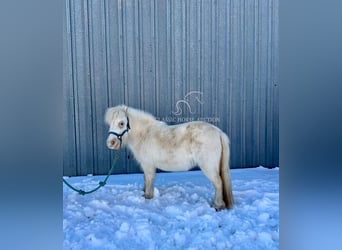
top-left (64, 167), bottom-right (279, 249)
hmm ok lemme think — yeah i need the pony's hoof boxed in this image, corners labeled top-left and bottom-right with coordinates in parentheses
top-left (212, 203), bottom-right (226, 211)
top-left (144, 194), bottom-right (154, 199)
top-left (214, 206), bottom-right (226, 212)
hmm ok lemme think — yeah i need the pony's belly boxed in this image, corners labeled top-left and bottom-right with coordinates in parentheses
top-left (156, 162), bottom-right (195, 172)
top-left (154, 156), bottom-right (196, 172)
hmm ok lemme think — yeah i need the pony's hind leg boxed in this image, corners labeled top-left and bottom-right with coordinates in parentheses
top-left (200, 166), bottom-right (226, 210)
top-left (143, 167), bottom-right (156, 199)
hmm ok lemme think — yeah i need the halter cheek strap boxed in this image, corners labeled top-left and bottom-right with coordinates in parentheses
top-left (108, 116), bottom-right (131, 143)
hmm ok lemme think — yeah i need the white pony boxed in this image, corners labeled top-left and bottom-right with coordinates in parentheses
top-left (105, 105), bottom-right (234, 210)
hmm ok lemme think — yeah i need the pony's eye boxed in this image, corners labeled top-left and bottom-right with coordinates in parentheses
top-left (119, 121), bottom-right (124, 128)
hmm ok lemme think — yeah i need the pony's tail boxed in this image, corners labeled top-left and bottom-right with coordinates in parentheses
top-left (219, 133), bottom-right (234, 209)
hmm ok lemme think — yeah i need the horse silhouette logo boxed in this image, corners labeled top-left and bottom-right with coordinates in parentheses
top-left (172, 91), bottom-right (204, 116)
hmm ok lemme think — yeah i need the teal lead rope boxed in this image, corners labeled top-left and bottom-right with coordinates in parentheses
top-left (63, 149), bottom-right (121, 195)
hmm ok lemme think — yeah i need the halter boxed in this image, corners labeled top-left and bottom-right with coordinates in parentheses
top-left (108, 116), bottom-right (131, 143)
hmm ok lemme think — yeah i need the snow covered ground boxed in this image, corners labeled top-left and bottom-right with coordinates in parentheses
top-left (63, 167), bottom-right (279, 250)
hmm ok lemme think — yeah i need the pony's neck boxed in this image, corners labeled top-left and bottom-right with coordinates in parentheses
top-left (126, 107), bottom-right (157, 144)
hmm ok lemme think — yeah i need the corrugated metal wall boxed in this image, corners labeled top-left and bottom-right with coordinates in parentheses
top-left (63, 0), bottom-right (279, 176)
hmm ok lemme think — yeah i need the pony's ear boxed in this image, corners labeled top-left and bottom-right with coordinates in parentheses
top-left (104, 107), bottom-right (115, 125)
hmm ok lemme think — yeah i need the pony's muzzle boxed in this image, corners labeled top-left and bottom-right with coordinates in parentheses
top-left (107, 136), bottom-right (120, 150)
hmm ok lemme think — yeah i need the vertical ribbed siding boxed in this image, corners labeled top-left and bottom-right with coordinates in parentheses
top-left (64, 0), bottom-right (279, 176)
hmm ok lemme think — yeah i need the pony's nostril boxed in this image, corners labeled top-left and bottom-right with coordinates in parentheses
top-left (110, 141), bottom-right (115, 146)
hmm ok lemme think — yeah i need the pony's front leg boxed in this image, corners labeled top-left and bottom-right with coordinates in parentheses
top-left (143, 168), bottom-right (156, 199)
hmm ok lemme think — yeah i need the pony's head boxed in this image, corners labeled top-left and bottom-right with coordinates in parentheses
top-left (105, 105), bottom-right (130, 150)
